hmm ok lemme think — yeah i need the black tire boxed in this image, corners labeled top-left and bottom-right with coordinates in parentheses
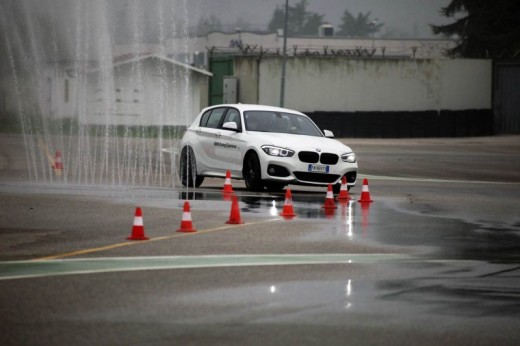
top-left (179, 146), bottom-right (204, 188)
top-left (243, 152), bottom-right (264, 192)
top-left (333, 182), bottom-right (341, 194)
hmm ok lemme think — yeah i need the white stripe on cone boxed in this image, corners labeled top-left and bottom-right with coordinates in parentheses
top-left (133, 216), bottom-right (143, 226)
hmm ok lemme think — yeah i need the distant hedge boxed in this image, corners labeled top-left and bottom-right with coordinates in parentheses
top-left (0, 114), bottom-right (186, 139)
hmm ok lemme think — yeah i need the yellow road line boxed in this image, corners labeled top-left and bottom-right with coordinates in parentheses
top-left (37, 138), bottom-right (55, 167)
top-left (34, 219), bottom-right (280, 261)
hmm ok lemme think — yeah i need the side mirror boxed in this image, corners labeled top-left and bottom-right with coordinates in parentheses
top-left (222, 121), bottom-right (239, 132)
top-left (323, 129), bottom-right (334, 138)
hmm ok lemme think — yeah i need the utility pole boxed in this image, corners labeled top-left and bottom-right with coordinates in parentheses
top-left (280, 0), bottom-right (289, 107)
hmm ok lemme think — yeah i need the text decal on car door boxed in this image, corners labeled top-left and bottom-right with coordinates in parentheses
top-left (214, 142), bottom-right (238, 150)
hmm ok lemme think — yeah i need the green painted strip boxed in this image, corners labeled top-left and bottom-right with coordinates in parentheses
top-left (0, 254), bottom-right (409, 281)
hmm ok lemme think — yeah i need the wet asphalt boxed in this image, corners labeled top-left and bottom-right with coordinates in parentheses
top-left (0, 134), bottom-right (520, 345)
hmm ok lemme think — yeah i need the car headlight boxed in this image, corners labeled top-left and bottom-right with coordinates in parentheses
top-left (341, 153), bottom-right (356, 163)
top-left (261, 145), bottom-right (295, 157)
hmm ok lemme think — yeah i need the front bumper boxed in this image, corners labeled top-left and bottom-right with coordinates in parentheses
top-left (260, 152), bottom-right (358, 187)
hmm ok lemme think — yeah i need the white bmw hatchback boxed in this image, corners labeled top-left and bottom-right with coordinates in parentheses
top-left (178, 104), bottom-right (358, 192)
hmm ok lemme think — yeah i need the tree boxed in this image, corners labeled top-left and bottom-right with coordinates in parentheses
top-left (196, 15), bottom-right (223, 35)
top-left (337, 10), bottom-right (383, 37)
top-left (431, 0), bottom-right (520, 58)
top-left (268, 0), bottom-right (324, 36)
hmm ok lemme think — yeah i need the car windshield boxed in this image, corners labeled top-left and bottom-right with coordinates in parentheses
top-left (244, 111), bottom-right (324, 137)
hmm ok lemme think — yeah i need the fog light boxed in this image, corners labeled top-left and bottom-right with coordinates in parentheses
top-left (267, 164), bottom-right (290, 177)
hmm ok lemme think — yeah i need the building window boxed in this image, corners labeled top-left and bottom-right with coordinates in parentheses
top-left (64, 79), bottom-right (69, 103)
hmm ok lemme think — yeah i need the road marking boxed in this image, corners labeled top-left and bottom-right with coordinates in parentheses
top-left (0, 253), bottom-right (411, 281)
top-left (34, 218), bottom-right (280, 261)
top-left (361, 174), bottom-right (520, 186)
top-left (37, 138), bottom-right (55, 167)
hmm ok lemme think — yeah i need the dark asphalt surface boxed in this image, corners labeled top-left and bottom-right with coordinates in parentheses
top-left (1, 134), bottom-right (520, 345)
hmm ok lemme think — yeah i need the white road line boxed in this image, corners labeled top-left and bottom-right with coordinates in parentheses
top-left (361, 174), bottom-right (520, 186)
top-left (0, 254), bottom-right (410, 281)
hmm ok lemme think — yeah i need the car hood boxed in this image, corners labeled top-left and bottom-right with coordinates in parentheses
top-left (250, 132), bottom-right (354, 153)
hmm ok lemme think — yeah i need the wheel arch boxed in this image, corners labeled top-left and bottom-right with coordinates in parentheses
top-left (242, 148), bottom-right (265, 191)
top-left (179, 145), bottom-right (204, 187)
top-left (242, 148), bottom-right (262, 174)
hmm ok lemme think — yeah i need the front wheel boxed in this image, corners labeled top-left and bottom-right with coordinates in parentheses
top-left (333, 182), bottom-right (341, 194)
top-left (179, 146), bottom-right (204, 187)
top-left (243, 152), bottom-right (263, 192)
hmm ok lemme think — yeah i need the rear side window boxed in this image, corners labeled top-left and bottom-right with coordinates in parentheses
top-left (199, 110), bottom-right (211, 127)
top-left (201, 108), bottom-right (226, 128)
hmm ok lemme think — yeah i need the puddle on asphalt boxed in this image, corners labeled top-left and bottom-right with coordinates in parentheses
top-left (231, 191), bottom-right (520, 262)
top-left (3, 183), bottom-right (517, 262)
top-left (163, 260), bottom-right (520, 323)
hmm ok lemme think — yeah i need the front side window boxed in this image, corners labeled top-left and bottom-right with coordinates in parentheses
top-left (222, 108), bottom-right (241, 131)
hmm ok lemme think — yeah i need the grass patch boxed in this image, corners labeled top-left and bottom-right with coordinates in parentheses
top-left (0, 112), bottom-right (22, 133)
top-left (87, 124), bottom-right (186, 139)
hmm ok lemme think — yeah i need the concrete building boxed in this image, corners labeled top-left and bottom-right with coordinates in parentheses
top-left (0, 53), bottom-right (212, 127)
top-left (167, 31), bottom-right (457, 68)
top-left (85, 54), bottom-right (211, 126)
top-left (3, 30), bottom-right (517, 135)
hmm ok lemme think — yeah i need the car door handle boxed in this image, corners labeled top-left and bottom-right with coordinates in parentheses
top-left (216, 132), bottom-right (222, 137)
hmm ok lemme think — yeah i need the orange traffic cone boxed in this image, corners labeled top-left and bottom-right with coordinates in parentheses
top-left (226, 195), bottom-right (244, 224)
top-left (324, 207), bottom-right (336, 219)
top-left (337, 176), bottom-right (350, 202)
top-left (54, 150), bottom-right (63, 176)
top-left (322, 184), bottom-right (337, 209)
top-left (222, 170), bottom-right (234, 193)
top-left (358, 178), bottom-right (373, 203)
top-left (177, 201), bottom-right (197, 232)
top-left (280, 188), bottom-right (296, 219)
top-left (127, 207), bottom-right (149, 240)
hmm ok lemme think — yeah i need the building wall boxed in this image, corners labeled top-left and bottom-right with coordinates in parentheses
top-left (1, 57), bottom-right (209, 128)
top-left (493, 62), bottom-right (520, 134)
top-left (229, 56), bottom-right (493, 137)
top-left (168, 32), bottom-right (456, 68)
top-left (0, 66), bottom-right (77, 119)
top-left (256, 57), bottom-right (491, 112)
top-left (85, 59), bottom-right (207, 126)
top-left (234, 57), bottom-right (260, 105)
top-left (0, 74), bottom-right (19, 115)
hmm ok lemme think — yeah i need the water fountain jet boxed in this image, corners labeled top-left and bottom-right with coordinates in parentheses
top-left (0, 0), bottom-right (204, 189)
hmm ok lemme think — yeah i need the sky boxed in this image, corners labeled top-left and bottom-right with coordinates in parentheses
top-left (192, 0), bottom-right (452, 38)
top-left (0, 0), bottom-right (454, 71)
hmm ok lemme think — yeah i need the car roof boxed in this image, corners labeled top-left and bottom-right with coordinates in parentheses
top-left (203, 104), bottom-right (305, 116)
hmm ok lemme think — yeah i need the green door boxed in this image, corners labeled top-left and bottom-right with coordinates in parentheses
top-left (209, 57), bottom-right (234, 105)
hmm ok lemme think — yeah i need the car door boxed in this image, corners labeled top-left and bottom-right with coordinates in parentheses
top-left (195, 107), bottom-right (227, 172)
top-left (213, 107), bottom-right (247, 176)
